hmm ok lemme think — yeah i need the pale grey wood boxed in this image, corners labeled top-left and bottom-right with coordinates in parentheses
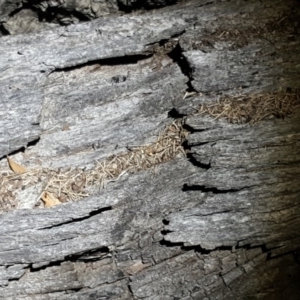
top-left (0, 0), bottom-right (299, 299)
top-left (184, 41), bottom-right (300, 93)
top-left (0, 159), bottom-right (199, 265)
top-left (0, 155), bottom-right (299, 298)
top-left (29, 58), bottom-right (187, 169)
top-left (187, 113), bottom-right (300, 168)
top-left (1, 0), bottom-right (184, 35)
top-left (16, 182), bottom-right (43, 209)
top-left (163, 113), bottom-right (300, 250)
top-left (0, 6), bottom-right (189, 165)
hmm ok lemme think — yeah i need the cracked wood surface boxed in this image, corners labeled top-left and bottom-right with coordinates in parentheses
top-left (0, 7), bottom-right (188, 163)
top-left (165, 113), bottom-right (300, 252)
top-left (0, 0), bottom-right (300, 299)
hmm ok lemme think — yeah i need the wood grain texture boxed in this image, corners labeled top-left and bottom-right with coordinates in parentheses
top-left (0, 0), bottom-right (300, 299)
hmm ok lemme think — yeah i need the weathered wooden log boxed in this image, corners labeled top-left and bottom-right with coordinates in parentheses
top-left (0, 0), bottom-right (299, 299)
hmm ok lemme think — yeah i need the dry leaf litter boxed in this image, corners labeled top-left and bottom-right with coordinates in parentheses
top-left (197, 91), bottom-right (300, 124)
top-left (0, 121), bottom-right (188, 212)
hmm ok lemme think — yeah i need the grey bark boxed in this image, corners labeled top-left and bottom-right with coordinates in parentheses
top-left (0, 0), bottom-right (300, 299)
top-left (0, 0), bottom-right (179, 34)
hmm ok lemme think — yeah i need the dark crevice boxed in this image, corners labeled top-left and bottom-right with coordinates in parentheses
top-left (182, 123), bottom-right (196, 133)
top-left (167, 43), bottom-right (197, 93)
top-left (65, 247), bottom-right (110, 262)
top-left (182, 184), bottom-right (240, 194)
top-left (39, 206), bottom-right (112, 230)
top-left (159, 239), bottom-right (184, 248)
top-left (261, 244), bottom-right (272, 254)
top-left (42, 287), bottom-right (84, 295)
top-left (65, 287), bottom-right (83, 294)
top-left (159, 239), bottom-right (218, 255)
top-left (180, 125), bottom-right (212, 169)
top-left (1, 147), bottom-right (25, 160)
top-left (128, 283), bottom-right (134, 296)
top-left (161, 230), bottom-right (172, 235)
top-left (162, 219), bottom-right (170, 225)
top-left (117, 0), bottom-right (179, 13)
top-left (186, 153), bottom-right (211, 170)
top-left (187, 141), bottom-right (211, 147)
top-left (27, 137), bottom-right (40, 147)
top-left (181, 244), bottom-right (211, 254)
top-left (30, 247), bottom-right (111, 272)
top-left (168, 44), bottom-right (190, 77)
top-left (52, 54), bottom-right (152, 73)
top-left (30, 260), bottom-right (61, 272)
top-left (168, 108), bottom-right (186, 118)
top-left (0, 137), bottom-right (41, 160)
top-left (181, 140), bottom-right (191, 151)
top-left (96, 54), bottom-right (152, 66)
top-left (0, 24), bottom-right (10, 35)
top-left (38, 6), bottom-right (90, 24)
top-left (160, 236), bottom-right (269, 256)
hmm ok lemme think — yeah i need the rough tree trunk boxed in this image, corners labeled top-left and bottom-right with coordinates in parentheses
top-left (0, 0), bottom-right (300, 299)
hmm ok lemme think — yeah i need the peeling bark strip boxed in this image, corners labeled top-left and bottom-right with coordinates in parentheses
top-left (0, 0), bottom-right (300, 299)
